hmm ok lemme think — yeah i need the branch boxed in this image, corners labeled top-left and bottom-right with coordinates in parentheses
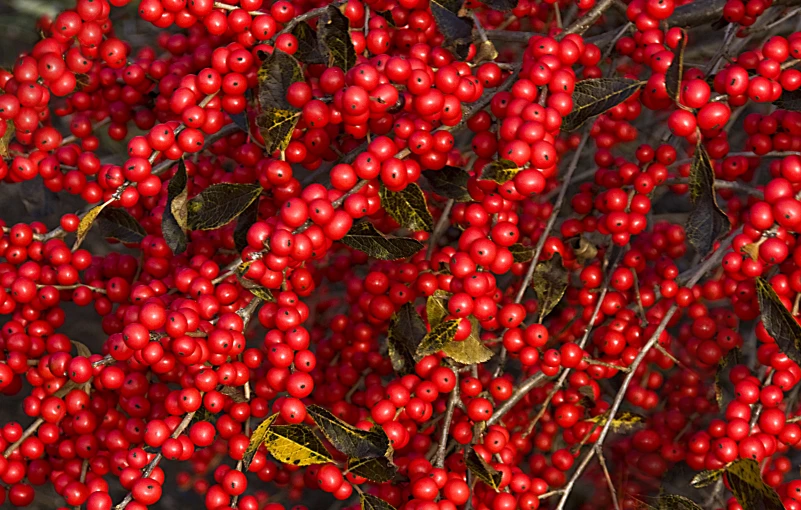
top-left (434, 374), bottom-right (460, 468)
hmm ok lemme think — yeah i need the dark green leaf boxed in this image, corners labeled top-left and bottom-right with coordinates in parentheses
top-left (380, 183), bottom-right (434, 232)
top-left (341, 220), bottom-right (424, 260)
top-left (562, 78), bottom-right (643, 132)
top-left (372, 9), bottom-right (396, 27)
top-left (234, 199), bottom-right (259, 253)
top-left (665, 28), bottom-right (687, 103)
top-left (686, 143), bottom-right (730, 256)
top-left (479, 0), bottom-right (516, 11)
top-left (479, 159), bottom-right (520, 184)
top-left (97, 208), bottom-right (145, 244)
top-left (347, 456), bottom-right (397, 483)
top-left (430, 0), bottom-right (473, 61)
top-left (387, 303), bottom-right (426, 376)
top-left (756, 277), bottom-right (801, 367)
top-left (292, 22), bottom-right (325, 64)
top-left (257, 49), bottom-right (303, 110)
top-left (163, 160), bottom-right (189, 254)
top-left (422, 166), bottom-right (472, 201)
top-left (465, 446), bottom-right (502, 490)
top-left (307, 404), bottom-right (391, 458)
top-left (265, 423), bottom-right (335, 466)
top-left (417, 319), bottom-right (461, 357)
top-left (725, 458), bottom-right (785, 510)
top-left (230, 112), bottom-right (249, 133)
top-left (690, 469), bottom-right (723, 488)
top-left (187, 183), bottom-right (262, 231)
top-left (531, 253), bottom-right (568, 321)
top-left (658, 494), bottom-right (703, 510)
top-left (774, 89), bottom-right (801, 111)
top-left (318, 5), bottom-right (357, 71)
top-left (360, 493), bottom-right (397, 510)
top-left (509, 243), bottom-right (534, 263)
top-left (256, 107), bottom-right (301, 155)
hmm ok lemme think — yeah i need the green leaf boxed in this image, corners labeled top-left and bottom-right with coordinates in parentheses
top-left (243, 413), bottom-right (278, 469)
top-left (430, 0), bottom-right (473, 61)
top-left (162, 160), bottom-right (189, 254)
top-left (479, 0), bottom-right (516, 11)
top-left (756, 277), bottom-right (801, 367)
top-left (73, 201), bottom-right (110, 251)
top-left (292, 22), bottom-right (326, 64)
top-left (256, 107), bottom-right (301, 155)
top-left (417, 319), bottom-right (461, 357)
top-left (307, 404), bottom-right (391, 458)
top-left (426, 290), bottom-right (451, 328)
top-left (97, 208), bottom-right (146, 244)
top-left (422, 166), bottom-right (472, 201)
top-left (235, 261), bottom-right (275, 302)
top-left (387, 303), bottom-right (426, 376)
top-left (187, 183), bottom-right (262, 231)
top-left (360, 493), bottom-right (397, 510)
top-left (442, 317), bottom-right (493, 364)
top-left (531, 253), bottom-right (568, 321)
top-left (341, 220), bottom-right (424, 260)
top-left (665, 28), bottom-right (687, 103)
top-left (725, 458), bottom-right (785, 510)
top-left (479, 159), bottom-right (520, 184)
top-left (658, 494), bottom-right (703, 510)
top-left (690, 469), bottom-right (723, 489)
top-left (509, 243), bottom-right (534, 263)
top-left (318, 5), bottom-right (357, 71)
top-left (257, 49), bottom-right (303, 110)
top-left (347, 456), bottom-right (398, 483)
top-left (562, 78), bottom-right (644, 132)
top-left (774, 89), bottom-right (801, 111)
top-left (686, 143), bottom-right (731, 256)
top-left (380, 183), bottom-right (434, 232)
top-left (234, 199), bottom-right (259, 253)
top-left (265, 423), bottom-right (335, 466)
top-left (465, 446), bottom-right (502, 491)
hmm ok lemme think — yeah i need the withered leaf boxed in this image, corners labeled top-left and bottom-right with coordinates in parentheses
top-left (220, 386), bottom-right (247, 403)
top-left (686, 143), bottom-right (730, 256)
top-left (187, 183), bottom-right (262, 231)
top-left (756, 276), bottom-right (801, 367)
top-left (473, 40), bottom-right (499, 65)
top-left (665, 28), bottom-right (687, 103)
top-left (479, 159), bottom-right (519, 184)
top-left (422, 166), bottom-right (472, 201)
top-left (265, 423), bottom-right (335, 466)
top-left (0, 119), bottom-right (14, 157)
top-left (658, 494), bottom-right (703, 510)
top-left (292, 22), bottom-right (326, 64)
top-left (318, 5), bottom-right (357, 71)
top-left (256, 107), bottom-right (301, 155)
top-left (479, 0), bottom-right (517, 10)
top-left (72, 341), bottom-right (91, 358)
top-left (531, 253), bottom-right (568, 321)
top-left (430, 0), bottom-right (473, 61)
top-left (725, 458), bottom-right (784, 510)
top-left (234, 199), bottom-right (259, 253)
top-left (774, 89), bottom-right (801, 111)
top-left (97, 207), bottom-right (146, 244)
top-left (162, 160), bottom-right (189, 254)
top-left (465, 446), bottom-right (502, 490)
top-left (235, 261), bottom-right (276, 302)
top-left (380, 183), bottom-right (434, 233)
top-left (417, 319), bottom-right (461, 357)
top-left (562, 78), bottom-right (643, 132)
top-left (73, 200), bottom-right (111, 251)
top-left (387, 303), bottom-right (426, 376)
top-left (307, 404), bottom-right (391, 458)
top-left (341, 220), bottom-right (424, 260)
top-left (587, 411), bottom-right (645, 432)
top-left (243, 413), bottom-right (277, 469)
top-left (509, 243), bottom-right (535, 263)
top-left (361, 493), bottom-right (397, 510)
top-left (690, 469), bottom-right (723, 488)
top-left (347, 456), bottom-right (397, 483)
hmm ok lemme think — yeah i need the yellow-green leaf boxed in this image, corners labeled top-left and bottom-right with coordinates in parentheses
top-left (256, 107), bottom-right (301, 155)
top-left (465, 446), bottom-right (501, 491)
top-left (163, 160), bottom-right (189, 254)
top-left (531, 253), bottom-right (568, 321)
top-left (726, 458), bottom-right (784, 510)
top-left (587, 411), bottom-right (645, 432)
top-left (318, 5), bottom-right (357, 71)
top-left (658, 494), bottom-right (703, 510)
top-left (341, 220), bottom-right (424, 260)
top-left (690, 468), bottom-right (723, 488)
top-left (73, 200), bottom-right (111, 251)
top-left (360, 493), bottom-right (397, 510)
top-left (0, 119), bottom-right (14, 157)
top-left (756, 276), bottom-right (801, 367)
top-left (442, 333), bottom-right (493, 365)
top-left (479, 159), bottom-right (520, 184)
top-left (562, 78), bottom-right (643, 132)
top-left (187, 183), bottom-right (262, 231)
top-left (243, 413), bottom-right (278, 469)
top-left (665, 28), bottom-right (687, 103)
top-left (264, 423), bottom-right (335, 466)
top-left (426, 290), bottom-right (451, 328)
top-left (307, 404), bottom-right (390, 458)
top-left (234, 261), bottom-right (276, 302)
top-left (380, 183), bottom-right (434, 233)
top-left (387, 303), bottom-right (426, 376)
top-left (417, 319), bottom-right (461, 357)
top-left (686, 143), bottom-right (730, 256)
top-left (347, 456), bottom-right (397, 483)
top-left (509, 243), bottom-right (534, 263)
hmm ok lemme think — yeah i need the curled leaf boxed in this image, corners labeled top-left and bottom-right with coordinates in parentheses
top-left (426, 290), bottom-right (451, 328)
top-left (243, 413), bottom-right (278, 469)
top-left (417, 319), bottom-right (461, 357)
top-left (690, 469), bottom-right (723, 489)
top-left (97, 208), bottom-right (146, 244)
top-left (162, 160), bottom-right (189, 254)
top-left (347, 456), bottom-right (398, 483)
top-left (292, 22), bottom-right (325, 64)
top-left (665, 28), bottom-right (687, 103)
top-left (422, 166), bottom-right (472, 202)
top-left (465, 446), bottom-right (502, 491)
top-left (531, 253), bottom-right (568, 321)
top-left (509, 243), bottom-right (534, 263)
top-left (756, 277), bottom-right (801, 367)
top-left (725, 458), bottom-right (784, 510)
top-left (562, 78), bottom-right (643, 132)
top-left (479, 159), bottom-right (520, 184)
top-left (318, 5), bottom-right (357, 71)
top-left (307, 404), bottom-right (391, 458)
top-left (430, 0), bottom-right (473, 61)
top-left (187, 183), bottom-right (262, 231)
top-left (387, 303), bottom-right (427, 376)
top-left (72, 341), bottom-right (91, 358)
top-left (264, 423), bottom-right (335, 466)
top-left (73, 201), bottom-right (111, 251)
top-left (341, 220), bottom-right (424, 260)
top-left (686, 143), bottom-right (730, 256)
top-left (0, 119), bottom-right (14, 157)
top-left (380, 183), bottom-right (434, 233)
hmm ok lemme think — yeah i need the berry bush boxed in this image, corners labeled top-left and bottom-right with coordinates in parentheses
top-left (4, 0), bottom-right (801, 508)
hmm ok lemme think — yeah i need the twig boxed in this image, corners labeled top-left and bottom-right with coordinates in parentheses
top-left (561, 0), bottom-right (615, 36)
top-left (434, 375), bottom-right (460, 468)
top-left (3, 418), bottom-right (44, 457)
top-left (427, 199), bottom-right (455, 260)
top-left (597, 447), bottom-right (621, 510)
top-left (486, 372), bottom-right (548, 426)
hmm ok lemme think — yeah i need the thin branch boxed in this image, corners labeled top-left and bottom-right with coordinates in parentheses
top-left (427, 199), bottom-right (455, 260)
top-left (434, 374), bottom-right (460, 468)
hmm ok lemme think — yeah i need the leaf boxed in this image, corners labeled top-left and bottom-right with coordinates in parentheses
top-left (422, 166), bottom-right (471, 201)
top-left (347, 456), bottom-right (397, 483)
top-left (234, 199), bottom-right (259, 253)
top-left (725, 458), bottom-right (785, 510)
top-left (473, 40), bottom-right (499, 65)
top-left (97, 208), bottom-right (146, 244)
top-left (360, 493), bottom-right (397, 510)
top-left (509, 243), bottom-right (534, 263)
top-left (479, 0), bottom-right (517, 10)
top-left (686, 143), bottom-right (731, 256)
top-left (387, 303), bottom-right (426, 376)
top-left (690, 469), bottom-right (723, 488)
top-left (562, 78), bottom-right (643, 132)
top-left (426, 290), bottom-right (451, 328)
top-left (73, 201), bottom-right (110, 251)
top-left (479, 159), bottom-right (520, 184)
top-left (187, 183), bottom-right (262, 231)
top-left (417, 319), bottom-right (461, 357)
top-left (774, 89), bottom-right (801, 111)
top-left (756, 277), bottom-right (801, 367)
top-left (380, 183), bottom-right (434, 232)
top-left (256, 107), bottom-right (301, 155)
top-left (341, 220), bottom-right (424, 260)
top-left (264, 423), bottom-right (335, 466)
top-left (307, 404), bottom-right (391, 458)
top-left (230, 112), bottom-right (249, 133)
top-left (0, 119), bottom-right (14, 157)
top-left (531, 253), bottom-right (569, 321)
top-left (72, 341), bottom-right (91, 358)
top-left (258, 49), bottom-right (303, 110)
top-left (243, 413), bottom-right (278, 469)
top-left (665, 28), bottom-right (687, 103)
top-left (163, 160), bottom-right (189, 254)
top-left (292, 22), bottom-right (326, 64)
top-left (658, 494), bottom-right (703, 510)
top-left (318, 5), bottom-right (357, 71)
top-left (430, 0), bottom-right (473, 61)
top-left (587, 411), bottom-right (645, 432)
top-left (220, 386), bottom-right (247, 403)
top-left (715, 348), bottom-right (741, 409)
top-left (442, 317), bottom-right (493, 364)
top-left (235, 261), bottom-right (276, 302)
top-left (465, 446), bottom-right (502, 491)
